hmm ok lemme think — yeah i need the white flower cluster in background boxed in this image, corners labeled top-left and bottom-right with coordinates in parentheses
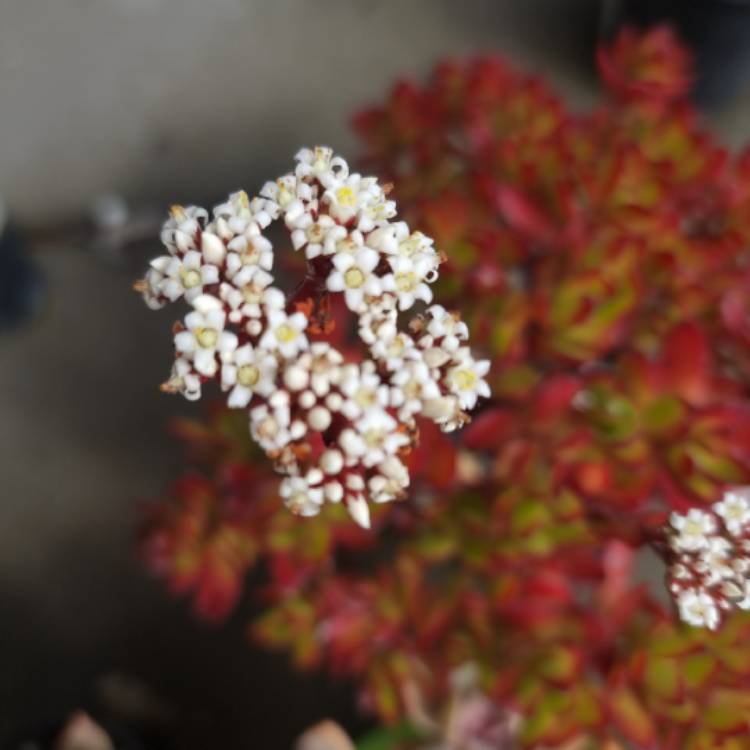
top-left (667, 487), bottom-right (750, 629)
top-left (137, 147), bottom-right (490, 528)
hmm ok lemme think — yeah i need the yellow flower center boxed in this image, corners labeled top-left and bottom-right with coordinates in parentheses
top-left (683, 519), bottom-right (703, 537)
top-left (727, 503), bottom-right (745, 520)
top-left (355, 388), bottom-right (376, 409)
top-left (276, 323), bottom-right (297, 343)
top-left (344, 267), bottom-right (365, 288)
top-left (237, 364), bottom-right (260, 387)
top-left (276, 179), bottom-right (293, 207)
top-left (387, 337), bottom-right (405, 358)
top-left (363, 429), bottom-right (384, 447)
top-left (307, 223), bottom-right (325, 242)
top-left (399, 233), bottom-right (423, 256)
top-left (336, 237), bottom-right (358, 253)
top-left (196, 327), bottom-right (218, 348)
top-left (336, 186), bottom-right (357, 207)
top-left (395, 272), bottom-right (417, 292)
top-left (241, 247), bottom-right (260, 265)
top-left (181, 268), bottom-right (201, 288)
top-left (453, 369), bottom-right (477, 390)
top-left (242, 284), bottom-right (262, 304)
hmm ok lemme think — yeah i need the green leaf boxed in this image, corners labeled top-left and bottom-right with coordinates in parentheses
top-left (645, 656), bottom-right (680, 700)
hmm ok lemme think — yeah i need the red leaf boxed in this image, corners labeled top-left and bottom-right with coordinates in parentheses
top-left (495, 184), bottom-right (554, 243)
top-left (462, 408), bottom-right (514, 450)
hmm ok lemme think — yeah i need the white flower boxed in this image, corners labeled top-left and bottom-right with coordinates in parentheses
top-left (422, 394), bottom-right (464, 432)
top-left (260, 309), bottom-right (309, 358)
top-left (295, 146), bottom-right (350, 186)
top-left (326, 247), bottom-right (382, 313)
top-left (174, 295), bottom-right (237, 377)
top-left (371, 331), bottom-right (419, 372)
top-left (694, 536), bottom-right (735, 585)
top-left (339, 362), bottom-right (389, 420)
top-left (221, 345), bottom-right (277, 408)
top-left (330, 228), bottom-right (367, 256)
top-left (323, 173), bottom-right (377, 224)
top-left (250, 401), bottom-right (293, 453)
top-left (422, 305), bottom-right (469, 352)
top-left (160, 250), bottom-right (220, 303)
top-left (138, 256), bottom-right (170, 309)
top-left (369, 456), bottom-right (410, 503)
top-left (291, 214), bottom-right (346, 259)
top-left (160, 204), bottom-right (208, 255)
top-left (714, 488), bottom-right (750, 537)
top-left (161, 357), bottom-right (202, 401)
top-left (670, 508), bottom-right (717, 552)
top-left (224, 231), bottom-right (273, 273)
top-left (308, 343), bottom-right (344, 397)
top-left (381, 255), bottom-right (434, 310)
top-left (370, 222), bottom-right (440, 277)
top-left (358, 294), bottom-right (398, 346)
top-left (355, 408), bottom-right (410, 468)
top-left (677, 589), bottom-right (720, 630)
top-left (220, 273), bottom-right (279, 324)
top-left (280, 476), bottom-right (323, 517)
top-left (444, 350), bottom-right (491, 410)
top-left (390, 360), bottom-right (441, 420)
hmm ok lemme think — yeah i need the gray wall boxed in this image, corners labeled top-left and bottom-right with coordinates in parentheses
top-left (0, 0), bottom-right (599, 227)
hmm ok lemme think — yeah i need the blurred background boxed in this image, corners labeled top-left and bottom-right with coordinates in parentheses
top-left (2, 1), bottom-right (750, 747)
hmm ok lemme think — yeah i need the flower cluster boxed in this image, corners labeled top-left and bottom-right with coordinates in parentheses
top-left (668, 488), bottom-right (750, 629)
top-left (137, 147), bottom-right (488, 528)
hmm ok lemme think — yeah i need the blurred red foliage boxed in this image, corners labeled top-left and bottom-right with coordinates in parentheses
top-left (141, 27), bottom-right (750, 747)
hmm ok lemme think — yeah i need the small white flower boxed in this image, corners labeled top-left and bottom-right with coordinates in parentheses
top-left (422, 305), bottom-right (469, 352)
top-left (139, 256), bottom-right (170, 309)
top-left (355, 408), bottom-right (410, 468)
top-left (221, 345), bottom-right (277, 408)
top-left (174, 295), bottom-right (237, 377)
top-left (291, 214), bottom-right (345, 259)
top-left (260, 309), bottom-right (309, 358)
top-left (250, 401), bottom-right (293, 453)
top-left (670, 509), bottom-right (717, 552)
top-left (280, 476), bottom-right (323, 517)
top-left (714, 488), bottom-right (750, 537)
top-left (224, 232), bottom-right (273, 273)
top-left (369, 456), bottom-right (410, 503)
top-left (295, 146), bottom-right (351, 187)
top-left (694, 536), bottom-right (734, 585)
top-left (358, 294), bottom-right (398, 346)
top-left (326, 248), bottom-right (382, 313)
top-left (220, 272), bottom-right (279, 324)
top-left (371, 222), bottom-right (439, 275)
top-left (323, 173), bottom-right (376, 224)
top-left (160, 250), bottom-right (220, 303)
top-left (162, 357), bottom-right (202, 401)
top-left (444, 350), bottom-right (491, 410)
top-left (160, 204), bottom-right (208, 255)
top-left (371, 331), bottom-right (420, 372)
top-left (307, 343), bottom-right (344, 397)
top-left (391, 360), bottom-right (441, 420)
top-left (339, 362), bottom-right (389, 420)
top-left (381, 256), bottom-right (434, 310)
top-left (422, 394), bottom-right (464, 432)
top-left (677, 589), bottom-right (720, 630)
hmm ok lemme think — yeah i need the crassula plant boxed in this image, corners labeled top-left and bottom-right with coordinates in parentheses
top-left (138, 27), bottom-right (750, 749)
